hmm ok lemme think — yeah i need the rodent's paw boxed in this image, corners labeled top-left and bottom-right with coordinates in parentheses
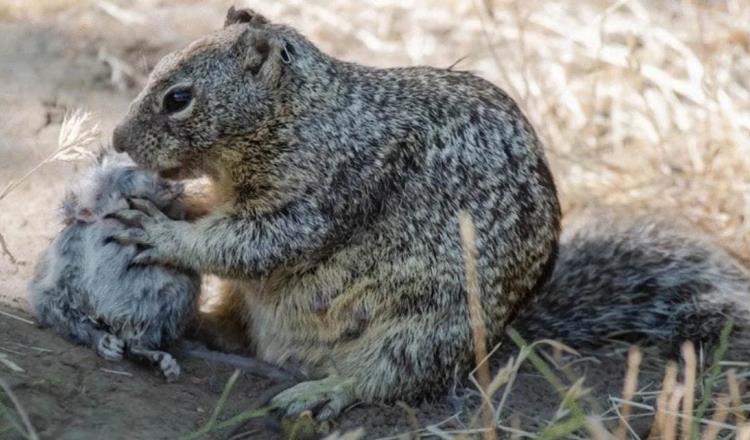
top-left (108, 198), bottom-right (187, 268)
top-left (96, 334), bottom-right (125, 361)
top-left (156, 352), bottom-right (181, 382)
top-left (271, 376), bottom-right (356, 421)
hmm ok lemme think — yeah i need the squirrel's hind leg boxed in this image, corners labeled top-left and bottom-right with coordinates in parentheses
top-left (271, 309), bottom-right (473, 420)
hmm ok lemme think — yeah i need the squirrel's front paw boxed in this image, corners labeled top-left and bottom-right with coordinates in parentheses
top-left (109, 198), bottom-right (188, 268)
top-left (271, 376), bottom-right (356, 420)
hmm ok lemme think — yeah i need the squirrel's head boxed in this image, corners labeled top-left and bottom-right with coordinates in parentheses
top-left (112, 7), bottom-right (325, 180)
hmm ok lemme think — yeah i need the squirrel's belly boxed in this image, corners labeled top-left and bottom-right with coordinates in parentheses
top-left (237, 271), bottom-right (374, 370)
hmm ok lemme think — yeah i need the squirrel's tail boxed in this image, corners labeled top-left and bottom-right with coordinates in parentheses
top-left (513, 211), bottom-right (750, 357)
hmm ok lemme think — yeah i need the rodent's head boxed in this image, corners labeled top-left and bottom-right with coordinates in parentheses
top-left (62, 151), bottom-right (184, 224)
top-left (112, 7), bottom-right (325, 180)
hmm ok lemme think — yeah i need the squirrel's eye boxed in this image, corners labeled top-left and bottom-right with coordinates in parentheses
top-left (163, 87), bottom-right (192, 114)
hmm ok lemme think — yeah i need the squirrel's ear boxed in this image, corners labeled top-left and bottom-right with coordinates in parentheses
top-left (224, 6), bottom-right (268, 28)
top-left (238, 29), bottom-right (293, 85)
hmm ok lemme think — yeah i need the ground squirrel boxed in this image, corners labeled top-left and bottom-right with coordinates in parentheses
top-left (28, 151), bottom-right (200, 380)
top-left (109, 7), bottom-right (749, 418)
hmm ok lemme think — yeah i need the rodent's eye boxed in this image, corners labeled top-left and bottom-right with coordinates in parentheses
top-left (163, 87), bottom-right (193, 114)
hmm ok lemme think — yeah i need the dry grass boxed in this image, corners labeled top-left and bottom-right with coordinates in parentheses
top-left (0, 109), bottom-right (98, 263)
top-left (0, 378), bottom-right (38, 440)
top-left (374, 321), bottom-right (742, 439)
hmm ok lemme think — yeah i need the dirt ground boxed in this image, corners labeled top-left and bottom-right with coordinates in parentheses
top-left (0, 1), bottom-right (747, 439)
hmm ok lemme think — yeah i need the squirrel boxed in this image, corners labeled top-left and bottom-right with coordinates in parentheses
top-left (108, 7), bottom-right (750, 419)
top-left (28, 151), bottom-right (201, 381)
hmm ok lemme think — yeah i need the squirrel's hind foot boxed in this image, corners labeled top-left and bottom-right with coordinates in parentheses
top-left (271, 376), bottom-right (356, 420)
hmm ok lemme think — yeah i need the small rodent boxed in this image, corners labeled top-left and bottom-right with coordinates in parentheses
top-left (28, 151), bottom-right (201, 381)
top-left (108, 7), bottom-right (750, 418)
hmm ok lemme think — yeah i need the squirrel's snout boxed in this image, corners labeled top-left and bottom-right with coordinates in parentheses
top-left (112, 124), bottom-right (128, 153)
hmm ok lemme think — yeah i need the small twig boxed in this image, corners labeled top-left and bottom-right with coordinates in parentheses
top-left (0, 232), bottom-right (17, 264)
top-left (182, 369), bottom-right (244, 440)
top-left (100, 368), bottom-right (133, 377)
top-left (225, 382), bottom-right (290, 439)
top-left (185, 348), bottom-right (303, 382)
top-left (610, 397), bottom-right (738, 432)
top-left (691, 320), bottom-right (734, 438)
top-left (0, 354), bottom-right (24, 373)
top-left (506, 328), bottom-right (589, 438)
top-left (682, 341), bottom-right (697, 440)
top-left (585, 416), bottom-right (615, 440)
top-left (0, 378), bottom-right (39, 440)
top-left (727, 368), bottom-right (745, 423)
top-left (614, 346), bottom-right (641, 440)
top-left (0, 310), bottom-right (35, 326)
top-left (664, 386), bottom-right (684, 440)
top-left (648, 361), bottom-right (677, 440)
top-left (0, 347), bottom-right (24, 356)
top-left (447, 55), bottom-right (472, 71)
top-left (0, 401), bottom-right (27, 438)
top-left (17, 345), bottom-right (52, 353)
top-left (458, 211), bottom-right (496, 440)
top-left (738, 424), bottom-right (750, 440)
top-left (700, 396), bottom-right (730, 440)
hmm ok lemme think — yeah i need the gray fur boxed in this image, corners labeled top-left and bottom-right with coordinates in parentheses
top-left (28, 152), bottom-right (200, 380)
top-left (517, 212), bottom-right (750, 356)
top-left (107, 8), bottom-right (749, 418)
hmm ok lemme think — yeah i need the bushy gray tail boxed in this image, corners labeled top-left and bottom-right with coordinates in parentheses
top-left (512, 212), bottom-right (750, 357)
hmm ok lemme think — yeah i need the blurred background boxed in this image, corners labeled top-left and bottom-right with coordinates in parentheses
top-left (0, 2), bottom-right (749, 437)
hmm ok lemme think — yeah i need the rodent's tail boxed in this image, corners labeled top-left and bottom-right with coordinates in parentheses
top-left (513, 211), bottom-right (750, 358)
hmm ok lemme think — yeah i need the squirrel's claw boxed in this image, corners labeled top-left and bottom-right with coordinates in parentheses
top-left (128, 197), bottom-right (168, 220)
top-left (271, 376), bottom-right (356, 420)
top-left (131, 249), bottom-right (161, 266)
top-left (108, 209), bottom-right (150, 228)
top-left (109, 228), bottom-right (149, 246)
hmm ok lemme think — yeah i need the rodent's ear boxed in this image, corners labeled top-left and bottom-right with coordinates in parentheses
top-left (224, 6), bottom-right (268, 28)
top-left (61, 192), bottom-right (96, 224)
top-left (238, 28), bottom-right (294, 85)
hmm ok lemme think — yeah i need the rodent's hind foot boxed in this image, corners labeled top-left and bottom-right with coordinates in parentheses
top-left (96, 333), bottom-right (125, 361)
top-left (157, 352), bottom-right (181, 382)
top-left (271, 376), bottom-right (356, 420)
top-left (128, 346), bottom-right (181, 381)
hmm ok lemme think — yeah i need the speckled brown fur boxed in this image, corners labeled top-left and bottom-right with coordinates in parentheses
top-left (108, 7), bottom-right (750, 419)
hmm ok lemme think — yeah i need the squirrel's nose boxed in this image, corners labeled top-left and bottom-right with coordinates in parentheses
top-left (112, 124), bottom-right (128, 153)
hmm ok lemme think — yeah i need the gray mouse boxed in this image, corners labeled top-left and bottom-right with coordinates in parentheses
top-left (28, 151), bottom-right (200, 381)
